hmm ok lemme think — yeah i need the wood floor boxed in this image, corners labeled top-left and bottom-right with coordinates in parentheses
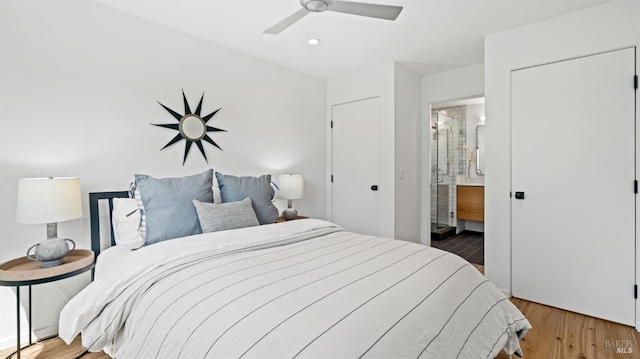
top-left (2, 266), bottom-right (638, 359)
top-left (495, 298), bottom-right (640, 359)
top-left (0, 335), bottom-right (109, 359)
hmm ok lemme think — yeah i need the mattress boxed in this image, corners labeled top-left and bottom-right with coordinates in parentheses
top-left (59, 219), bottom-right (530, 358)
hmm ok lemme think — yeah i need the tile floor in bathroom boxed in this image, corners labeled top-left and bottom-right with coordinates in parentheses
top-left (431, 230), bottom-right (484, 265)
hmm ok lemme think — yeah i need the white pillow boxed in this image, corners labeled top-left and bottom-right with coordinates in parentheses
top-left (213, 187), bottom-right (222, 204)
top-left (112, 198), bottom-right (145, 246)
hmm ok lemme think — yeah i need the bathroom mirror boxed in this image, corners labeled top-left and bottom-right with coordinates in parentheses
top-left (476, 125), bottom-right (485, 175)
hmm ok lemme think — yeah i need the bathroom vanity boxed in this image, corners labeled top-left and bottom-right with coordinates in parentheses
top-left (457, 184), bottom-right (484, 222)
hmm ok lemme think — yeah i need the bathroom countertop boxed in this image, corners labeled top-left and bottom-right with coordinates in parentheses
top-left (457, 182), bottom-right (484, 186)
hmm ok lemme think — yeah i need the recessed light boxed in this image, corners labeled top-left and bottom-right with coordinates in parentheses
top-left (308, 38), bottom-right (320, 45)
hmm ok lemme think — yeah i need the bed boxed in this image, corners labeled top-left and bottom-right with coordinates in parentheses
top-left (58, 171), bottom-right (530, 358)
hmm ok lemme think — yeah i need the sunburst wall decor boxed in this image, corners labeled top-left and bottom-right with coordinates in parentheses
top-left (152, 90), bottom-right (226, 165)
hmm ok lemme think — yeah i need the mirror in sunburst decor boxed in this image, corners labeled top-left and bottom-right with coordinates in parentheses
top-left (153, 90), bottom-right (227, 165)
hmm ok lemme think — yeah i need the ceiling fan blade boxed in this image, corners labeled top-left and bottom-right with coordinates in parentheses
top-left (263, 8), bottom-right (309, 35)
top-left (330, 1), bottom-right (402, 20)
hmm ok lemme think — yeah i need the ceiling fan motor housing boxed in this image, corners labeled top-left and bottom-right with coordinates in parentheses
top-left (300, 0), bottom-right (333, 12)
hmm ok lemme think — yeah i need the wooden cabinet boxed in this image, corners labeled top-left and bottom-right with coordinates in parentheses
top-left (457, 185), bottom-right (484, 221)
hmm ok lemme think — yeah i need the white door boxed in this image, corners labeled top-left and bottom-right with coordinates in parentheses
top-left (512, 48), bottom-right (636, 326)
top-left (331, 97), bottom-right (380, 236)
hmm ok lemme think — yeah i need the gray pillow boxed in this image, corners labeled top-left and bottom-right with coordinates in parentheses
top-left (135, 169), bottom-right (214, 245)
top-left (193, 197), bottom-right (260, 233)
top-left (215, 172), bottom-right (279, 224)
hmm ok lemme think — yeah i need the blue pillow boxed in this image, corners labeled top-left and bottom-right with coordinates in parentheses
top-left (215, 172), bottom-right (279, 224)
top-left (135, 169), bottom-right (214, 244)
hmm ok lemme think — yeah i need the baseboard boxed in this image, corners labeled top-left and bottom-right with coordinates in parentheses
top-left (0, 325), bottom-right (58, 352)
top-left (0, 333), bottom-right (30, 352)
top-left (34, 325), bottom-right (58, 341)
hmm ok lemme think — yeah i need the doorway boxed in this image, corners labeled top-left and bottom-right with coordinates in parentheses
top-left (429, 98), bottom-right (485, 262)
top-left (430, 99), bottom-right (485, 231)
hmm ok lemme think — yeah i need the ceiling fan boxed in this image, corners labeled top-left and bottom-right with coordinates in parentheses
top-left (264, 0), bottom-right (403, 35)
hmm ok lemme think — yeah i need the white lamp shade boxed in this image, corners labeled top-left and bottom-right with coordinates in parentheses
top-left (277, 174), bottom-right (304, 200)
top-left (16, 177), bottom-right (82, 224)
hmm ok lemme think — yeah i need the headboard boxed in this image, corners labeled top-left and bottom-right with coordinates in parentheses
top-left (89, 191), bottom-right (129, 257)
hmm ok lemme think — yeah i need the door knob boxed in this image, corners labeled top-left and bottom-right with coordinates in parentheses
top-left (515, 191), bottom-right (525, 200)
top-left (371, 185), bottom-right (378, 191)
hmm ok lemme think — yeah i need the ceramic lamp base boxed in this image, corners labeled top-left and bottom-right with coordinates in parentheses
top-left (40, 259), bottom-right (64, 268)
top-left (281, 208), bottom-right (298, 220)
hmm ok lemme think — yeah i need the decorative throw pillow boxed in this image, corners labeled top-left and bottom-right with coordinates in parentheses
top-left (111, 198), bottom-right (144, 246)
top-left (193, 197), bottom-right (260, 233)
top-left (215, 172), bottom-right (279, 225)
top-left (134, 169), bottom-right (214, 244)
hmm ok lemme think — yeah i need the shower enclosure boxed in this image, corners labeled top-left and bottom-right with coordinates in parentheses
top-left (431, 112), bottom-right (456, 240)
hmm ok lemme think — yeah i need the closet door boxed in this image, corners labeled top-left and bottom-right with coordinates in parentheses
top-left (331, 97), bottom-right (380, 236)
top-left (511, 48), bottom-right (636, 326)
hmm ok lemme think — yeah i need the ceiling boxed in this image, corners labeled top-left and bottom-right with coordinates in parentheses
top-left (93, 0), bottom-right (612, 79)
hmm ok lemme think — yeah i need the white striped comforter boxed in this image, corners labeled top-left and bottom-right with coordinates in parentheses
top-left (59, 219), bottom-right (530, 358)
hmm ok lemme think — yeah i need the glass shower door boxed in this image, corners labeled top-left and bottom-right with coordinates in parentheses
top-left (431, 113), bottom-right (454, 237)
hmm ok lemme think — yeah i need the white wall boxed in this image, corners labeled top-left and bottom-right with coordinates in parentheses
top-left (326, 63), bottom-right (395, 238)
top-left (484, 0), bottom-right (640, 300)
top-left (326, 63), bottom-right (422, 242)
top-left (0, 0), bottom-right (326, 348)
top-left (394, 64), bottom-right (421, 242)
top-left (420, 64), bottom-right (485, 245)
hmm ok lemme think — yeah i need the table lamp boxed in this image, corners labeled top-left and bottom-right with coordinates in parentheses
top-left (16, 177), bottom-right (82, 267)
top-left (277, 174), bottom-right (303, 220)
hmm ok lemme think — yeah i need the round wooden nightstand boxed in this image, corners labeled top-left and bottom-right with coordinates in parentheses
top-left (276, 215), bottom-right (309, 223)
top-left (0, 249), bottom-right (95, 359)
